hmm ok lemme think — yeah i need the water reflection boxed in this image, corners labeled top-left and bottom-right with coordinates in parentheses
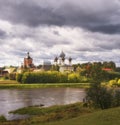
top-left (0, 88), bottom-right (85, 120)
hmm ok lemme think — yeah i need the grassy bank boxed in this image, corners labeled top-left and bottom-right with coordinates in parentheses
top-left (10, 102), bottom-right (92, 116)
top-left (0, 80), bottom-right (18, 84)
top-left (1, 102), bottom-right (92, 125)
top-left (42, 106), bottom-right (120, 125)
top-left (0, 81), bottom-right (90, 89)
top-left (1, 104), bottom-right (120, 125)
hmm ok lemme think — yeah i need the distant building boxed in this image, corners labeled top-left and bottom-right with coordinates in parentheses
top-left (54, 51), bottom-right (74, 73)
top-left (102, 68), bottom-right (113, 72)
top-left (41, 61), bottom-right (52, 71)
top-left (24, 52), bottom-right (34, 68)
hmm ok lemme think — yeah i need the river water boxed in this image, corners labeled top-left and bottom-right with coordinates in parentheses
top-left (0, 88), bottom-right (85, 120)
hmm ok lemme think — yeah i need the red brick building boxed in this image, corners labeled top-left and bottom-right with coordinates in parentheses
top-left (24, 52), bottom-right (34, 68)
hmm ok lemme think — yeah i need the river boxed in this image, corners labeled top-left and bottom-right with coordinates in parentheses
top-left (0, 88), bottom-right (85, 120)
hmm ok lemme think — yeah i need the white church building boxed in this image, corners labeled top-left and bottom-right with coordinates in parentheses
top-left (54, 51), bottom-right (74, 73)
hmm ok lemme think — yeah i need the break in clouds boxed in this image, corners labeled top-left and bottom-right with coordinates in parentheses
top-left (0, 0), bottom-right (120, 66)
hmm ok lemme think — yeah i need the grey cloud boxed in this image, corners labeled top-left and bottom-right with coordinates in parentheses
top-left (0, 2), bottom-right (65, 27)
top-left (53, 31), bottom-right (60, 36)
top-left (75, 46), bottom-right (103, 52)
top-left (1, 0), bottom-right (120, 66)
top-left (0, 0), bottom-right (120, 34)
top-left (97, 42), bottom-right (120, 50)
top-left (89, 24), bottom-right (120, 34)
top-left (0, 29), bottom-right (7, 39)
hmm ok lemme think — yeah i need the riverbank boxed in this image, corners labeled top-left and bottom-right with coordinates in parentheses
top-left (0, 102), bottom-right (93, 125)
top-left (0, 80), bottom-right (90, 89)
top-left (1, 103), bottom-right (120, 125)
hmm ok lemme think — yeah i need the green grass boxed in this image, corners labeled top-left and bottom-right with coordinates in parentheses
top-left (43, 107), bottom-right (120, 125)
top-left (0, 80), bottom-right (18, 84)
top-left (1, 102), bottom-right (92, 125)
top-left (0, 82), bottom-right (90, 89)
top-left (10, 102), bottom-right (91, 116)
top-left (1, 105), bottom-right (120, 125)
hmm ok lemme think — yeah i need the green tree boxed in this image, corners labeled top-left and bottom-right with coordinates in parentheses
top-left (113, 90), bottom-right (120, 107)
top-left (86, 62), bottom-right (113, 109)
top-left (68, 73), bottom-right (79, 83)
top-left (86, 82), bottom-right (113, 109)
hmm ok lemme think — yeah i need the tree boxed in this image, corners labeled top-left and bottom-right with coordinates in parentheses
top-left (86, 62), bottom-right (113, 109)
top-left (113, 90), bottom-right (120, 107)
top-left (86, 82), bottom-right (113, 109)
top-left (51, 65), bottom-right (59, 71)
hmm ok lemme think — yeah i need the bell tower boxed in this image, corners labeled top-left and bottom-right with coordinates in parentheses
top-left (24, 52), bottom-right (34, 68)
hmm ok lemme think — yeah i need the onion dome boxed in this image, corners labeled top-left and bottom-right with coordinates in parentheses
top-left (62, 57), bottom-right (65, 62)
top-left (27, 52), bottom-right (32, 59)
top-left (68, 57), bottom-right (72, 62)
top-left (54, 57), bottom-right (58, 62)
top-left (59, 51), bottom-right (65, 58)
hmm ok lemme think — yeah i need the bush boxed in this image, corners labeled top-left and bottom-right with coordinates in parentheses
top-left (9, 73), bottom-right (16, 80)
top-left (108, 79), bottom-right (118, 87)
top-left (107, 72), bottom-right (120, 80)
top-left (68, 73), bottom-right (80, 83)
top-left (0, 115), bottom-right (6, 122)
top-left (16, 73), bottom-right (23, 83)
top-left (3, 75), bottom-right (9, 80)
top-left (117, 79), bottom-right (120, 86)
top-left (58, 73), bottom-right (68, 83)
top-left (86, 82), bottom-right (113, 109)
top-left (113, 90), bottom-right (120, 107)
top-left (21, 72), bottom-right (68, 84)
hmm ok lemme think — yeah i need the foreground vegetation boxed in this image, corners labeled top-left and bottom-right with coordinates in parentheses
top-left (41, 107), bottom-right (120, 125)
top-left (1, 104), bottom-right (120, 125)
top-left (0, 102), bottom-right (92, 125)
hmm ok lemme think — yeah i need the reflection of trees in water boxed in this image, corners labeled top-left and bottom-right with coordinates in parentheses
top-left (63, 88), bottom-right (85, 104)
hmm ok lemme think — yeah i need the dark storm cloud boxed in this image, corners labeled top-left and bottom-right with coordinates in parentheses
top-left (90, 24), bottom-right (120, 34)
top-left (0, 1), bottom-right (65, 27)
top-left (1, 0), bottom-right (120, 66)
top-left (0, 0), bottom-right (120, 34)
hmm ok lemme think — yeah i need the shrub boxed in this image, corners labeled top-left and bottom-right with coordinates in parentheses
top-left (113, 90), bottom-right (120, 107)
top-left (68, 73), bottom-right (80, 83)
top-left (86, 82), bottom-right (113, 109)
top-left (21, 72), bottom-right (68, 84)
top-left (109, 79), bottom-right (118, 87)
top-left (3, 75), bottom-right (9, 80)
top-left (16, 73), bottom-right (23, 83)
top-left (117, 79), bottom-right (120, 86)
top-left (0, 115), bottom-right (7, 122)
top-left (9, 73), bottom-right (16, 80)
top-left (58, 73), bottom-right (68, 83)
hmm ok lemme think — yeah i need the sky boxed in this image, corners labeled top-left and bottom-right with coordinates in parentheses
top-left (0, 0), bottom-right (120, 66)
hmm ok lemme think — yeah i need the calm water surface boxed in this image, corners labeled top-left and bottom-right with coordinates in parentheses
top-left (0, 88), bottom-right (85, 120)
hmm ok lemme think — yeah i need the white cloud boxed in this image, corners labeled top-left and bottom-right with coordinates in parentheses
top-left (0, 0), bottom-right (120, 66)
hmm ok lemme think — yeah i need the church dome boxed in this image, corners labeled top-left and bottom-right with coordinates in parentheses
top-left (27, 52), bottom-right (32, 59)
top-left (54, 57), bottom-right (58, 62)
top-left (59, 51), bottom-right (65, 58)
top-left (68, 57), bottom-right (72, 62)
